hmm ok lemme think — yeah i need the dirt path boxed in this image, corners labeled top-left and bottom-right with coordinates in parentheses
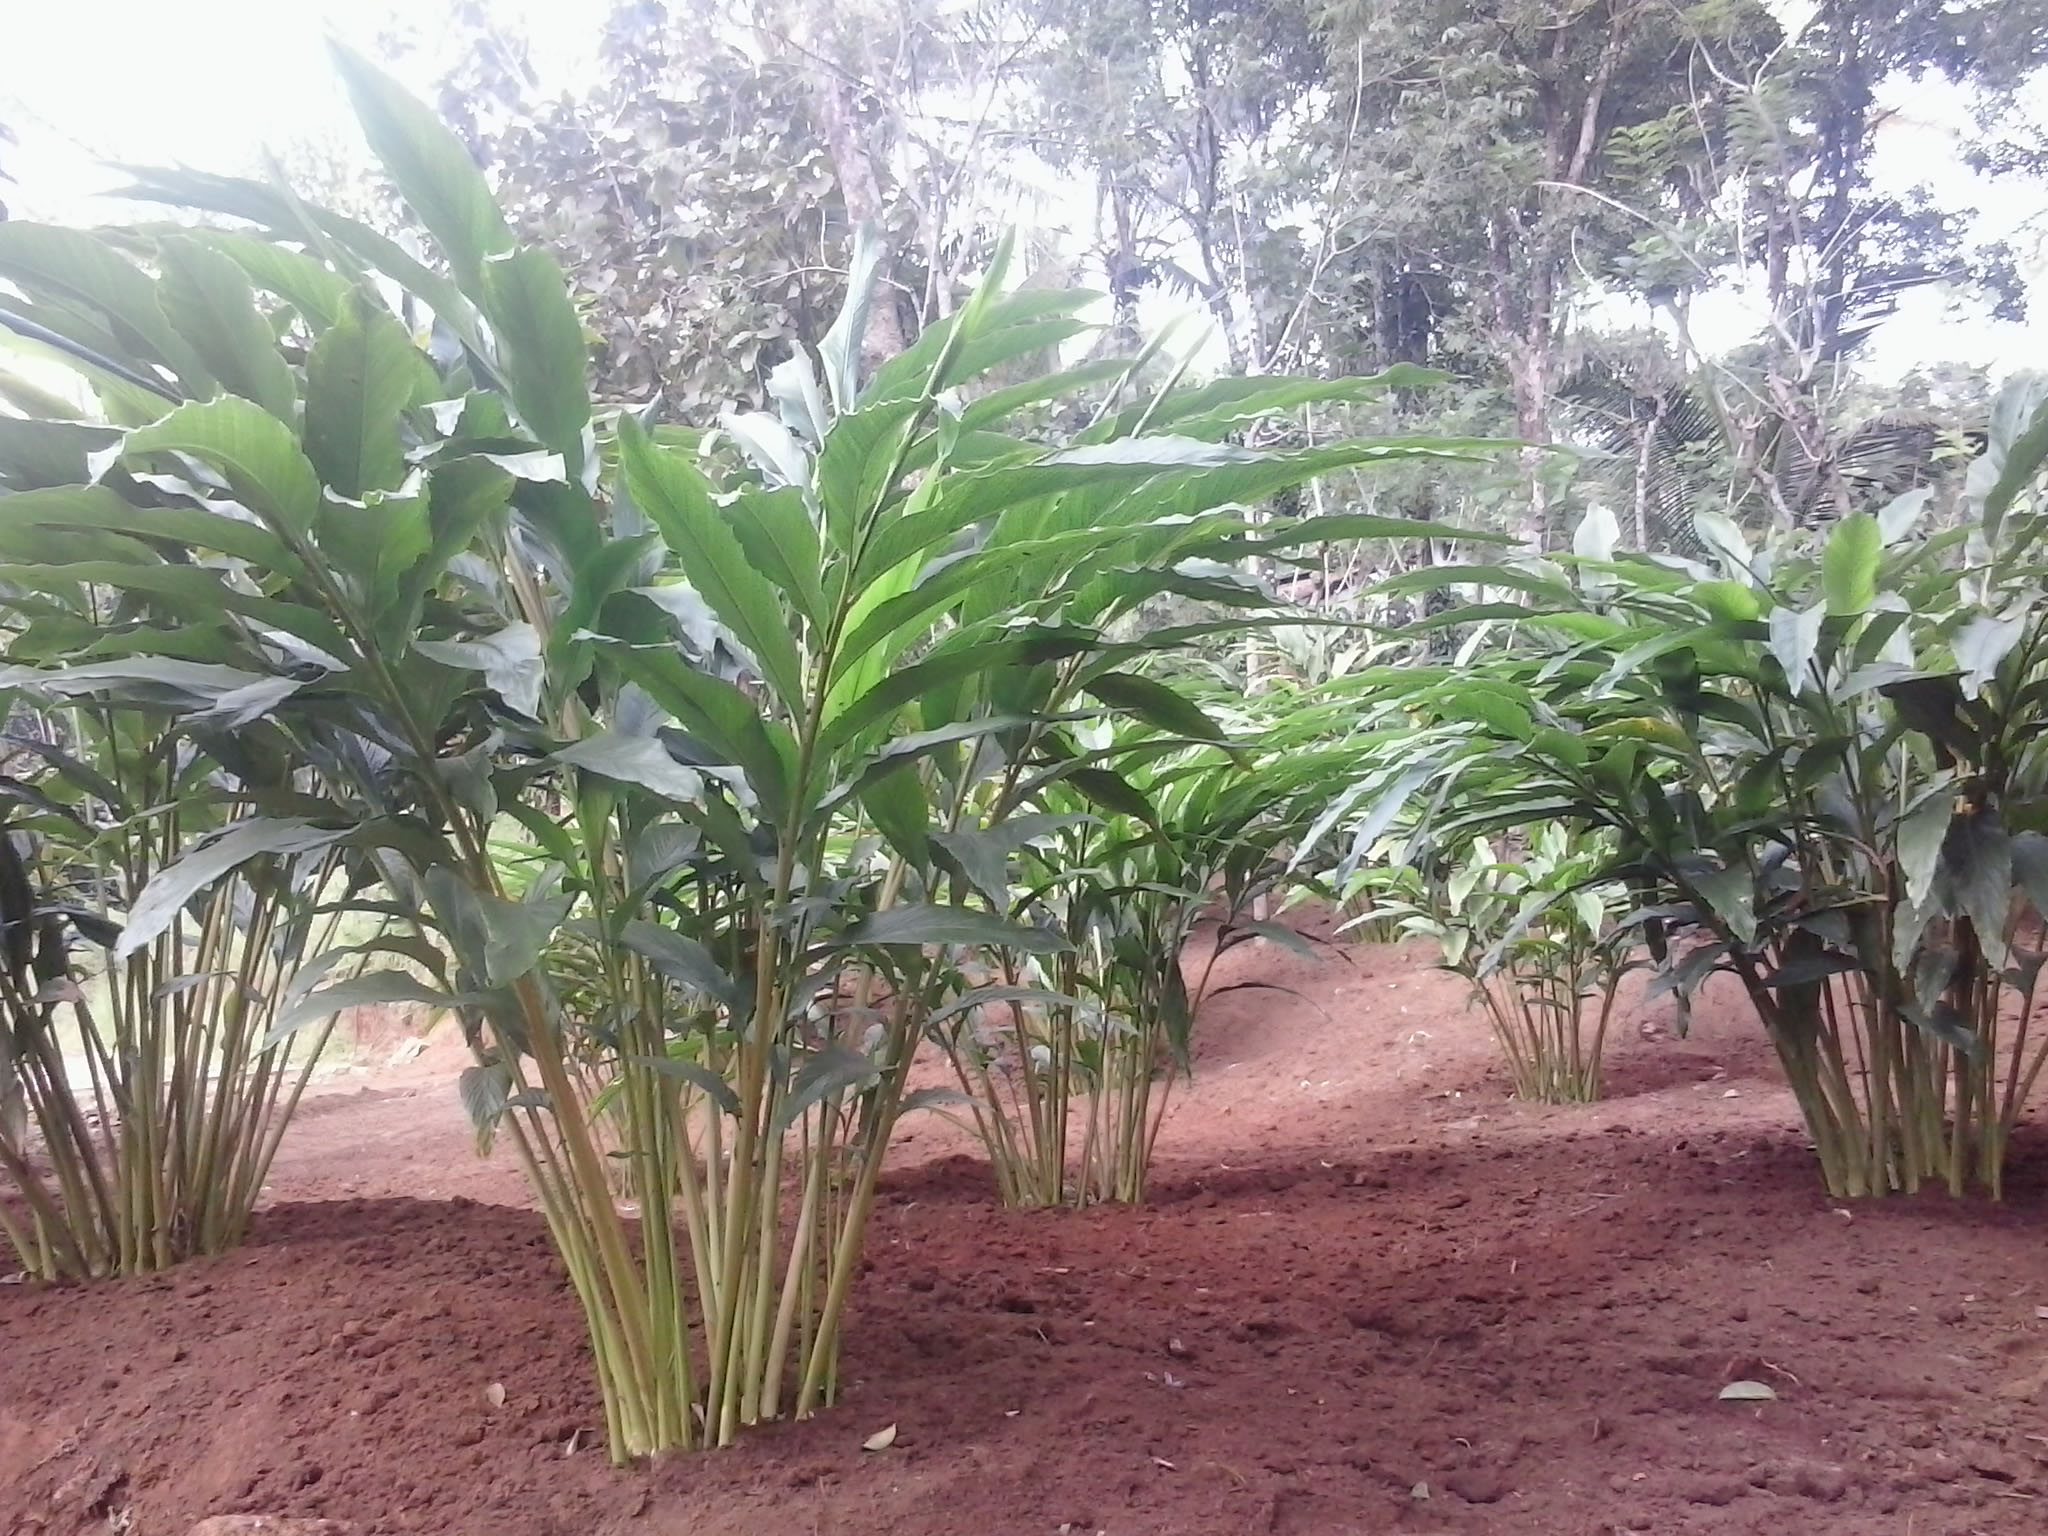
top-left (5, 936), bottom-right (2047, 1536)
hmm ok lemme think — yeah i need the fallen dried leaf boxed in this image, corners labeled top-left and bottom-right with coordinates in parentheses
top-left (1719, 1380), bottom-right (1777, 1402)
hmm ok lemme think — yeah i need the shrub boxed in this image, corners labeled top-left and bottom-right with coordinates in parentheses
top-left (1339, 391), bottom-right (2048, 1196)
top-left (0, 47), bottom-right (1488, 1451)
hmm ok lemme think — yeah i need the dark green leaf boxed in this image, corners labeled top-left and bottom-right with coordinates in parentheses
top-left (1083, 671), bottom-right (1229, 744)
top-left (617, 919), bottom-right (742, 1008)
top-left (123, 396), bottom-right (322, 535)
top-left (618, 419), bottom-right (804, 708)
top-left (157, 235), bottom-right (297, 421)
top-left (330, 43), bottom-right (514, 294)
top-left (772, 1042), bottom-right (880, 1135)
top-left (304, 291), bottom-right (427, 497)
top-left (477, 245), bottom-right (590, 470)
top-left (120, 818), bottom-right (350, 957)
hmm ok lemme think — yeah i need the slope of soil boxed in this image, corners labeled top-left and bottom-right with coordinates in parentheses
top-left (5, 937), bottom-right (2047, 1536)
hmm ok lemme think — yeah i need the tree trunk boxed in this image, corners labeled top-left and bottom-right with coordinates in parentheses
top-left (813, 71), bottom-right (907, 369)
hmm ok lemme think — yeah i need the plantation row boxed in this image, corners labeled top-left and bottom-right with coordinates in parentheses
top-left (2, 48), bottom-right (2046, 1466)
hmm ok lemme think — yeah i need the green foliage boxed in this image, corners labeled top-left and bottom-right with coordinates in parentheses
top-left (0, 706), bottom-right (363, 1281)
top-left (0, 48), bottom-right (1485, 1458)
top-left (932, 695), bottom-right (1355, 1206)
top-left (1358, 825), bottom-right (1636, 1104)
top-left (1338, 381), bottom-right (2048, 1196)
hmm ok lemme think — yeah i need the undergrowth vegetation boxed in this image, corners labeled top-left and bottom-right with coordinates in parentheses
top-left (1330, 404), bottom-right (2048, 1196)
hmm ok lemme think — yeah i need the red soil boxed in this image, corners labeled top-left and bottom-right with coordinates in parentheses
top-left (5, 934), bottom-right (2048, 1536)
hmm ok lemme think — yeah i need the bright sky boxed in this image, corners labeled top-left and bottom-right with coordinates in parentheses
top-left (4, 0), bottom-right (2044, 385)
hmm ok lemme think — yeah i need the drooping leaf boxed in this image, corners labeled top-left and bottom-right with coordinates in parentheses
top-left (266, 972), bottom-right (473, 1047)
top-left (123, 396), bottom-right (322, 535)
top-left (841, 904), bottom-right (1068, 954)
top-left (772, 1042), bottom-right (882, 1135)
top-left (556, 731), bottom-right (708, 805)
top-left (617, 919), bottom-right (742, 1008)
top-left (1766, 602), bottom-right (1824, 692)
top-left (1895, 792), bottom-right (1952, 909)
top-left (1954, 612), bottom-right (2026, 699)
top-left (1945, 810), bottom-right (2014, 964)
top-left (624, 1054), bottom-right (741, 1116)
top-left (0, 221), bottom-right (214, 392)
top-left (415, 623), bottom-right (545, 718)
top-left (120, 818), bottom-right (351, 957)
top-left (1082, 672), bottom-right (1229, 744)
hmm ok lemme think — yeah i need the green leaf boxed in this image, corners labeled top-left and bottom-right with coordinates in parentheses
top-left (1954, 612), bottom-right (2026, 699)
top-left (194, 230), bottom-right (353, 331)
top-left (1821, 512), bottom-right (1881, 617)
top-left (0, 559), bottom-right (343, 654)
top-left (267, 972), bottom-right (473, 1047)
top-left (425, 868), bottom-right (567, 988)
top-left (304, 291), bottom-right (427, 497)
top-left (1063, 765), bottom-right (1160, 826)
top-left (1972, 379), bottom-right (2048, 538)
top-left (415, 623), bottom-right (545, 718)
top-left (1946, 810), bottom-right (2013, 964)
top-left (772, 1042), bottom-right (881, 1135)
top-left (0, 221), bottom-right (214, 393)
top-left (1895, 792), bottom-right (1952, 909)
top-left (330, 42), bottom-right (514, 295)
top-left (617, 419), bottom-right (804, 708)
top-left (0, 483), bottom-right (301, 575)
top-left (821, 717), bottom-right (1034, 819)
top-left (477, 246), bottom-right (591, 470)
top-left (724, 487), bottom-right (825, 626)
top-left (861, 761), bottom-right (932, 867)
top-left (0, 418), bottom-right (119, 491)
top-left (1083, 671), bottom-right (1229, 744)
top-left (931, 813), bottom-right (1091, 906)
top-left (120, 818), bottom-right (351, 957)
top-left (556, 731), bottom-right (713, 805)
top-left (624, 1054), bottom-right (741, 1116)
top-left (617, 919), bottom-right (741, 1008)
top-left (1686, 861), bottom-right (1757, 947)
top-left (842, 904), bottom-right (1068, 954)
top-left (157, 236), bottom-right (297, 421)
top-left (600, 641), bottom-right (794, 824)
top-left (1766, 602), bottom-right (1824, 692)
top-left (123, 396), bottom-right (322, 536)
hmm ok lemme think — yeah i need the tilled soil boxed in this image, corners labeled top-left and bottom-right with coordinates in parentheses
top-left (4, 938), bottom-right (2047, 1536)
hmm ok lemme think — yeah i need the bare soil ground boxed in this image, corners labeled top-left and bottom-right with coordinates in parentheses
top-left (5, 930), bottom-right (2048, 1536)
